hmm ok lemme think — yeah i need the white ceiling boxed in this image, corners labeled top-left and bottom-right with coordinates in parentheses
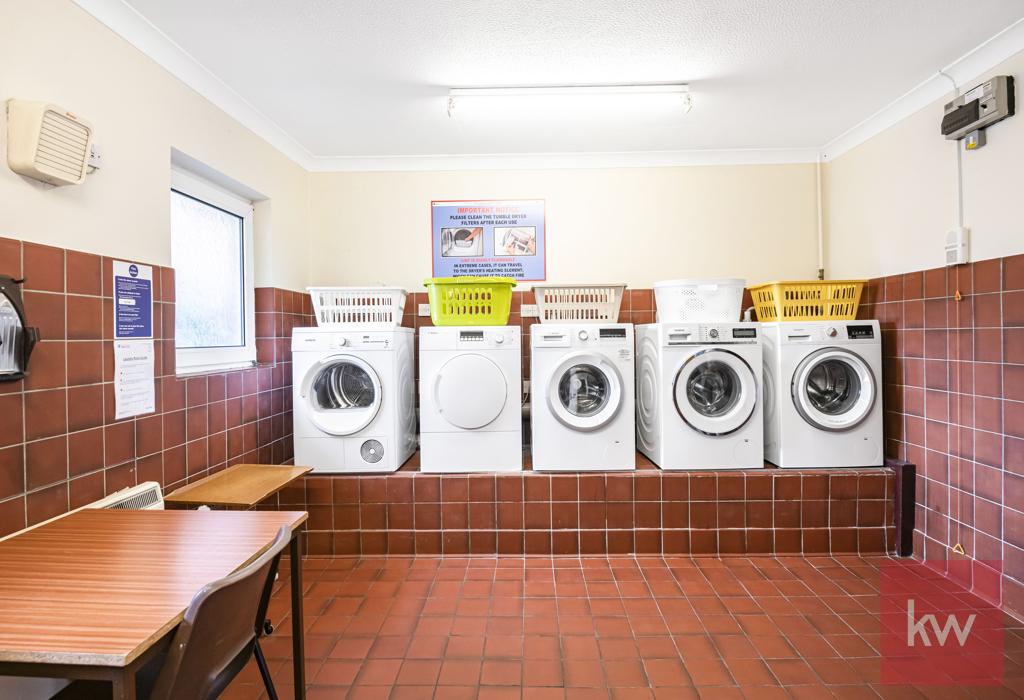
top-left (113, 0), bottom-right (1023, 162)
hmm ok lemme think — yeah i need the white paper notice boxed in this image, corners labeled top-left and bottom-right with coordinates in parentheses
top-left (114, 339), bottom-right (155, 420)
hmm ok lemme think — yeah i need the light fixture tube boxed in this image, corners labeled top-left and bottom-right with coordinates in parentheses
top-left (449, 84), bottom-right (689, 98)
top-left (446, 83), bottom-right (691, 117)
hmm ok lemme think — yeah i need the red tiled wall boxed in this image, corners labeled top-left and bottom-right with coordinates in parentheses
top-left (859, 253), bottom-right (1024, 619)
top-left (0, 236), bottom-right (312, 537)
top-left (282, 468), bottom-right (896, 558)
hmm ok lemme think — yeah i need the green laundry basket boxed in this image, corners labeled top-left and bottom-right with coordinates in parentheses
top-left (424, 277), bottom-right (516, 326)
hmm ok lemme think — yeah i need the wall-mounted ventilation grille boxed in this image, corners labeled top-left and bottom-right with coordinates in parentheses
top-left (35, 110), bottom-right (90, 183)
top-left (6, 99), bottom-right (93, 186)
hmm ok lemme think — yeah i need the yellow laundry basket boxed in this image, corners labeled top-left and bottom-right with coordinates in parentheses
top-left (749, 280), bottom-right (866, 322)
top-left (424, 277), bottom-right (516, 326)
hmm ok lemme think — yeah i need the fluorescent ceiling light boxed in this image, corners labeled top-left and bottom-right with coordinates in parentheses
top-left (446, 83), bottom-right (691, 118)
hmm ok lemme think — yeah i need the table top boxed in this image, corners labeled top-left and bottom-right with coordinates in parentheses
top-left (164, 463), bottom-right (312, 507)
top-left (0, 508), bottom-right (307, 667)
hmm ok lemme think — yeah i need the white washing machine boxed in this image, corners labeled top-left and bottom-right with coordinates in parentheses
top-left (636, 323), bottom-right (763, 470)
top-left (419, 326), bottom-right (522, 472)
top-left (531, 323), bottom-right (635, 471)
top-left (761, 320), bottom-right (883, 468)
top-left (292, 327), bottom-right (416, 473)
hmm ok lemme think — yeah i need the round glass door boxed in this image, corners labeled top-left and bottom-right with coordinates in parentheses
top-left (547, 354), bottom-right (622, 431)
top-left (301, 355), bottom-right (382, 435)
top-left (792, 348), bottom-right (875, 431)
top-left (686, 360), bottom-right (740, 417)
top-left (673, 349), bottom-right (756, 435)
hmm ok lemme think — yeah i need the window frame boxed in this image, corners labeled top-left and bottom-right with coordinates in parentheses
top-left (170, 168), bottom-right (256, 376)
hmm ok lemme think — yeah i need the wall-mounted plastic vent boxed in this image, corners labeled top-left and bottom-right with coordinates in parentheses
top-left (6, 99), bottom-right (93, 186)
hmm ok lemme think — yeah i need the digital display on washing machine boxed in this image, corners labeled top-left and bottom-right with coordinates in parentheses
top-left (599, 328), bottom-right (627, 339)
top-left (846, 325), bottom-right (875, 340)
top-left (459, 331), bottom-right (484, 341)
top-left (732, 328), bottom-right (757, 339)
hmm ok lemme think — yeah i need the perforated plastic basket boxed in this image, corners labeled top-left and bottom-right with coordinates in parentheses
top-left (424, 277), bottom-right (516, 326)
top-left (308, 287), bottom-right (406, 329)
top-left (654, 278), bottom-right (746, 323)
top-left (749, 280), bottom-right (866, 321)
top-left (532, 284), bottom-right (626, 323)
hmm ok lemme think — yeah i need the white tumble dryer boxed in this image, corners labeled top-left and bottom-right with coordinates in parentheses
top-left (292, 327), bottom-right (416, 472)
top-left (531, 323), bottom-right (635, 471)
top-left (761, 320), bottom-right (883, 468)
top-left (419, 326), bottom-right (522, 472)
top-left (636, 322), bottom-right (763, 470)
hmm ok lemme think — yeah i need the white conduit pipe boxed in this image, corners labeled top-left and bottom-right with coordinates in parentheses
top-left (816, 156), bottom-right (824, 279)
top-left (938, 70), bottom-right (965, 228)
top-left (938, 68), bottom-right (967, 560)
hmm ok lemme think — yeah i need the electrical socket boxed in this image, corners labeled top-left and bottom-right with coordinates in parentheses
top-left (87, 142), bottom-right (102, 171)
top-left (418, 303), bottom-right (430, 316)
top-left (521, 304), bottom-right (540, 317)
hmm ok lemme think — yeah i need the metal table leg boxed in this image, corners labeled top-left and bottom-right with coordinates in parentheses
top-left (289, 530), bottom-right (305, 700)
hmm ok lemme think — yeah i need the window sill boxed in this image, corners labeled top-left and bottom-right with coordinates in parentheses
top-left (175, 360), bottom-right (256, 378)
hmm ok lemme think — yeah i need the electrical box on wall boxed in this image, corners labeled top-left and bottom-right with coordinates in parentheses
top-left (945, 226), bottom-right (970, 266)
top-left (6, 99), bottom-right (93, 186)
top-left (941, 75), bottom-right (1015, 144)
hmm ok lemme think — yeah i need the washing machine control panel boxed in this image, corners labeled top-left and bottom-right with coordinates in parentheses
top-left (533, 325), bottom-right (633, 350)
top-left (780, 321), bottom-right (879, 344)
top-left (293, 333), bottom-right (393, 350)
top-left (333, 333), bottom-right (393, 349)
top-left (455, 329), bottom-right (518, 349)
top-left (665, 323), bottom-right (759, 345)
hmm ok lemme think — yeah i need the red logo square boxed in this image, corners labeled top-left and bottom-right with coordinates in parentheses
top-left (880, 560), bottom-right (1004, 686)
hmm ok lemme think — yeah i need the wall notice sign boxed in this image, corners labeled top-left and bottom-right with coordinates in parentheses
top-left (113, 260), bottom-right (154, 339)
top-left (114, 339), bottom-right (155, 419)
top-left (431, 199), bottom-right (546, 281)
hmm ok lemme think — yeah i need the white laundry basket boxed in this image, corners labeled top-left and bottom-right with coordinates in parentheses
top-left (532, 284), bottom-right (626, 323)
top-left (653, 278), bottom-right (746, 323)
top-left (308, 287), bottom-right (406, 329)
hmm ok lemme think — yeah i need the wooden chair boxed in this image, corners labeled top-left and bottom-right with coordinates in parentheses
top-left (55, 526), bottom-right (291, 700)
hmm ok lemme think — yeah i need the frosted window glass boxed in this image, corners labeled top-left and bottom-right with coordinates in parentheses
top-left (171, 190), bottom-right (245, 348)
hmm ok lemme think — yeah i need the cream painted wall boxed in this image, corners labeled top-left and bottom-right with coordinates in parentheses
top-left (824, 49), bottom-right (1024, 279)
top-left (308, 165), bottom-right (820, 289)
top-left (0, 0), bottom-right (310, 290)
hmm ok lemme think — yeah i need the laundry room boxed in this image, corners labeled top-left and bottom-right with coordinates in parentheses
top-left (0, 1), bottom-right (1023, 698)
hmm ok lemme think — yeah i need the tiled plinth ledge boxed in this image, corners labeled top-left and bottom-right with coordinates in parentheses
top-left (277, 454), bottom-right (897, 558)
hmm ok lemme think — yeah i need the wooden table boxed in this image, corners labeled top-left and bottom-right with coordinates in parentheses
top-left (165, 463), bottom-right (312, 508)
top-left (0, 509), bottom-right (308, 700)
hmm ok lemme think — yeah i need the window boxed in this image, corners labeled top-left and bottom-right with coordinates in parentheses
top-left (170, 168), bottom-right (255, 374)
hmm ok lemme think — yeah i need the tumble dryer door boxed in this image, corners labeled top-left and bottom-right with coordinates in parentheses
top-left (300, 354), bottom-right (382, 435)
top-left (791, 348), bottom-right (875, 431)
top-left (673, 349), bottom-right (757, 436)
top-left (547, 353), bottom-right (623, 431)
top-left (434, 353), bottom-right (508, 430)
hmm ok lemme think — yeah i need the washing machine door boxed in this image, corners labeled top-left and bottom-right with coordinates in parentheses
top-left (300, 354), bottom-right (382, 436)
top-left (792, 347), bottom-right (875, 431)
top-left (547, 353), bottom-right (623, 431)
top-left (673, 349), bottom-right (757, 436)
top-left (434, 353), bottom-right (508, 430)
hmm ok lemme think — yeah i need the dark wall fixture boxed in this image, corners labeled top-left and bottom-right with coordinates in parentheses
top-left (0, 275), bottom-right (39, 382)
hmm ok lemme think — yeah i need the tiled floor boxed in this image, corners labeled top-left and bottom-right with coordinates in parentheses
top-left (226, 556), bottom-right (1024, 699)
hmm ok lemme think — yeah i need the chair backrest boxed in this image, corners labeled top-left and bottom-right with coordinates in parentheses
top-left (148, 526), bottom-right (292, 700)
